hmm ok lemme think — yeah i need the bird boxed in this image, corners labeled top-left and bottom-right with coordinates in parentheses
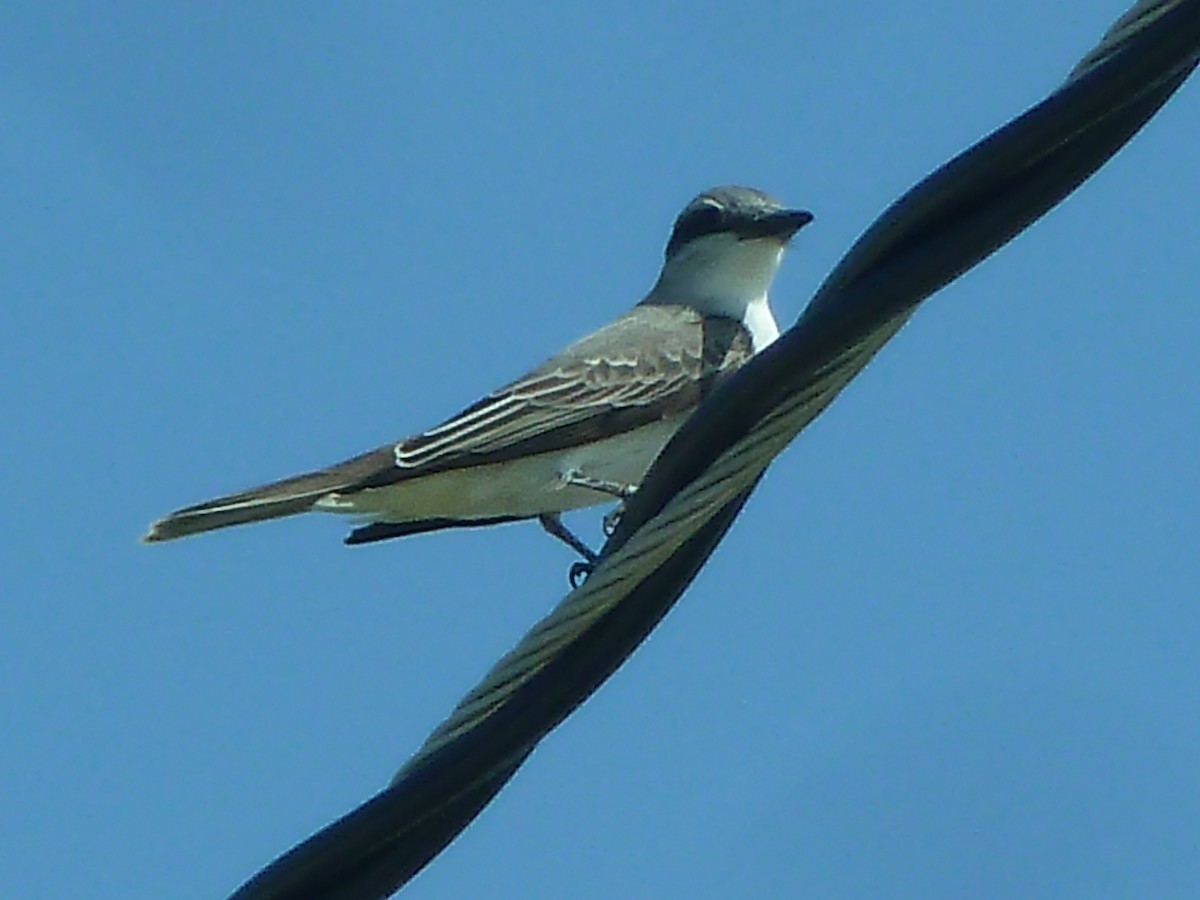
top-left (143, 186), bottom-right (812, 578)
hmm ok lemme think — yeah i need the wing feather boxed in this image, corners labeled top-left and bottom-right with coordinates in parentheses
top-left (347, 304), bottom-right (753, 491)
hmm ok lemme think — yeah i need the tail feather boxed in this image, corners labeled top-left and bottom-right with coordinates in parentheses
top-left (143, 446), bottom-right (395, 543)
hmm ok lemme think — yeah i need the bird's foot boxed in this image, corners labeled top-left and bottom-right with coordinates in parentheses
top-left (568, 560), bottom-right (593, 588)
top-left (602, 504), bottom-right (625, 537)
top-left (538, 513), bottom-right (599, 587)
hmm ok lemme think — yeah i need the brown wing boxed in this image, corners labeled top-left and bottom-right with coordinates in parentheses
top-left (348, 304), bottom-right (753, 491)
top-left (144, 305), bottom-right (753, 541)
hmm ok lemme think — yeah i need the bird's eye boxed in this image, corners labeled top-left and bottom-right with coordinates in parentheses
top-left (666, 203), bottom-right (726, 255)
top-left (680, 205), bottom-right (724, 239)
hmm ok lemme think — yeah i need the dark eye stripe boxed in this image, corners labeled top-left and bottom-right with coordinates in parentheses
top-left (665, 204), bottom-right (727, 256)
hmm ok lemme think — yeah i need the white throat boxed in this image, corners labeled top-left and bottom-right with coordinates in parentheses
top-left (741, 295), bottom-right (780, 349)
top-left (646, 233), bottom-right (785, 350)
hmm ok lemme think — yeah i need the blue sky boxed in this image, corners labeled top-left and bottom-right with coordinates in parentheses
top-left (3, 3), bottom-right (1198, 898)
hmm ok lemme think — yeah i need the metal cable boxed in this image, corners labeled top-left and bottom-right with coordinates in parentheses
top-left (229, 3), bottom-right (1200, 896)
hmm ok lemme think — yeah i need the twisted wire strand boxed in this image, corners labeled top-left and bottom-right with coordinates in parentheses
top-left (393, 0), bottom-right (1200, 804)
top-left (229, 3), bottom-right (1199, 896)
top-left (397, 308), bottom-right (915, 777)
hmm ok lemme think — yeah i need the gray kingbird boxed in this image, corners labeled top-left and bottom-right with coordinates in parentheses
top-left (144, 186), bottom-right (813, 572)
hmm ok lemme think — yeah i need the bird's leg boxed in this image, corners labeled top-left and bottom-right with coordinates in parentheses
top-left (561, 471), bottom-right (639, 500)
top-left (545, 473), bottom-right (642, 584)
top-left (538, 513), bottom-right (598, 587)
top-left (560, 469), bottom-right (637, 541)
top-left (538, 512), bottom-right (598, 561)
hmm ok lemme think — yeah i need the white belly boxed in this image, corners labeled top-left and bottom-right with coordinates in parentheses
top-left (316, 416), bottom-right (686, 522)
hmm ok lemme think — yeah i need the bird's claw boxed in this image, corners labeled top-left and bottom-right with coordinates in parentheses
top-left (569, 560), bottom-right (594, 588)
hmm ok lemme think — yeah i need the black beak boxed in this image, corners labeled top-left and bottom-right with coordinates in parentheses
top-left (744, 208), bottom-right (814, 242)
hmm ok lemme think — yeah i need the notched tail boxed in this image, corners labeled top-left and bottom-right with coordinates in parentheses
top-left (143, 446), bottom-right (396, 543)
